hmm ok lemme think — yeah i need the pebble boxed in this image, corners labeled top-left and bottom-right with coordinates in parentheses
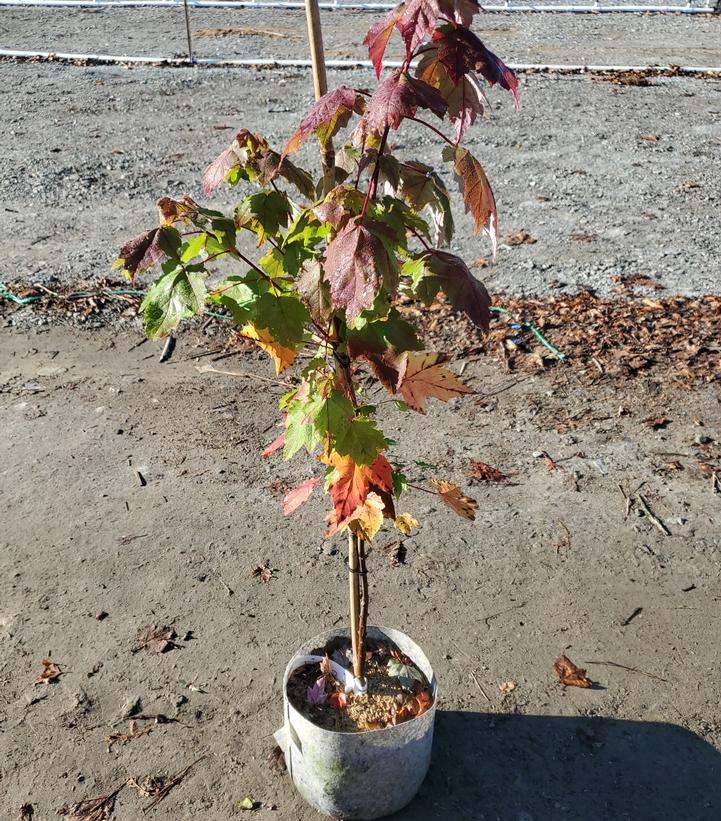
top-left (694, 434), bottom-right (713, 445)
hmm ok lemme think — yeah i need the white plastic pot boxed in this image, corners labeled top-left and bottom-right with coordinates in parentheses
top-left (274, 625), bottom-right (437, 820)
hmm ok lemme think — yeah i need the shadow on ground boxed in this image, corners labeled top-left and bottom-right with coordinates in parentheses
top-left (395, 711), bottom-right (721, 821)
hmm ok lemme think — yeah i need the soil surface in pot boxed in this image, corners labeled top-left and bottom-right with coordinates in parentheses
top-left (287, 636), bottom-right (433, 732)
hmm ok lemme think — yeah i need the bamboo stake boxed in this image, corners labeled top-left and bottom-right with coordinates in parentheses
top-left (348, 532), bottom-right (363, 681)
top-left (303, 0), bottom-right (335, 194)
top-left (357, 537), bottom-right (368, 676)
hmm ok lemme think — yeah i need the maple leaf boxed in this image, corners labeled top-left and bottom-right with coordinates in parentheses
top-left (398, 161), bottom-right (454, 246)
top-left (324, 222), bottom-right (396, 320)
top-left (438, 0), bottom-right (480, 25)
top-left (445, 145), bottom-right (498, 257)
top-left (296, 260), bottom-right (332, 325)
top-left (394, 512), bottom-right (418, 536)
top-left (359, 70), bottom-right (447, 137)
top-left (241, 322), bottom-right (297, 374)
top-left (202, 128), bottom-right (268, 195)
top-left (134, 624), bottom-right (176, 654)
top-left (363, 5), bottom-right (403, 78)
top-left (156, 196), bottom-right (197, 226)
top-left (396, 0), bottom-right (442, 58)
top-left (117, 226), bottom-right (180, 281)
top-left (406, 250), bottom-right (490, 330)
top-left (283, 86), bottom-right (365, 158)
top-left (283, 477), bottom-right (321, 515)
top-left (553, 655), bottom-right (593, 688)
top-left (329, 691), bottom-right (348, 709)
top-left (467, 460), bottom-right (509, 483)
top-left (33, 658), bottom-right (62, 686)
top-left (446, 73), bottom-right (485, 141)
top-left (142, 266), bottom-right (207, 339)
top-left (306, 676), bottom-right (328, 706)
top-left (261, 430), bottom-right (285, 458)
top-left (387, 657), bottom-right (424, 689)
top-left (396, 351), bottom-right (473, 412)
top-left (348, 491), bottom-right (386, 541)
top-left (313, 184), bottom-right (365, 230)
top-left (324, 451), bottom-right (393, 533)
top-left (431, 479), bottom-right (478, 520)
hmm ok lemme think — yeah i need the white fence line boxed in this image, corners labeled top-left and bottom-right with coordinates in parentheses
top-left (2, 47), bottom-right (719, 72)
top-left (1, 0), bottom-right (718, 11)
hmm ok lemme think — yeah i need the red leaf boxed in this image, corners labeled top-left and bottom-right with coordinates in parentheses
top-left (449, 145), bottom-right (498, 256)
top-left (324, 223), bottom-right (396, 320)
top-left (396, 351), bottom-right (473, 412)
top-left (118, 228), bottom-right (161, 277)
top-left (283, 477), bottom-right (321, 515)
top-left (413, 250), bottom-right (490, 330)
top-left (363, 6), bottom-right (403, 78)
top-left (438, 0), bottom-right (481, 25)
top-left (329, 691), bottom-right (348, 709)
top-left (202, 146), bottom-right (239, 196)
top-left (467, 460), bottom-right (509, 483)
top-left (283, 87), bottom-right (365, 158)
top-left (33, 658), bottom-right (62, 686)
top-left (262, 430), bottom-right (285, 458)
top-left (396, 0), bottom-right (442, 58)
top-left (359, 70), bottom-right (447, 137)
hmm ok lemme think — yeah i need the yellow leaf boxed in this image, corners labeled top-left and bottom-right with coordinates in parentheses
top-left (242, 322), bottom-right (297, 374)
top-left (348, 492), bottom-right (385, 541)
top-left (394, 513), bottom-right (418, 536)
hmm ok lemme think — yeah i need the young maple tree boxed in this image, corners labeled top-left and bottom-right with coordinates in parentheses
top-left (116, 0), bottom-right (518, 688)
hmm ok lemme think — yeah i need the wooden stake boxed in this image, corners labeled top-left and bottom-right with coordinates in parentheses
top-left (182, 0), bottom-right (193, 64)
top-left (348, 532), bottom-right (363, 681)
top-left (303, 0), bottom-right (335, 194)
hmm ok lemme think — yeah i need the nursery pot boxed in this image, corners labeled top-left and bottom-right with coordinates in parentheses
top-left (274, 625), bottom-right (437, 820)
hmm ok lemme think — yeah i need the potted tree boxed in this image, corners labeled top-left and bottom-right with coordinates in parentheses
top-left (117, 1), bottom-right (517, 816)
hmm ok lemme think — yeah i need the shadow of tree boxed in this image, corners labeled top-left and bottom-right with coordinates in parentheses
top-left (393, 711), bottom-right (721, 821)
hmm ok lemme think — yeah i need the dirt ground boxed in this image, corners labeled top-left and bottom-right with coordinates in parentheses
top-left (2, 320), bottom-right (721, 820)
top-left (2, 5), bottom-right (721, 820)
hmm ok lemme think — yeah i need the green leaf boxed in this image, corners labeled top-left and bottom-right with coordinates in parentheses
top-left (213, 275), bottom-right (262, 325)
top-left (252, 293), bottom-right (309, 347)
top-left (141, 264), bottom-right (207, 339)
top-left (335, 417), bottom-right (386, 466)
top-left (387, 657), bottom-right (423, 689)
top-left (346, 309), bottom-right (422, 359)
top-left (235, 190), bottom-right (291, 244)
top-left (392, 469), bottom-right (408, 498)
top-left (180, 234), bottom-right (207, 264)
top-left (284, 390), bottom-right (324, 459)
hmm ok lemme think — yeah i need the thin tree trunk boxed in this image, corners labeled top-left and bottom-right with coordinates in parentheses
top-left (303, 0), bottom-right (335, 195)
top-left (348, 532), bottom-right (363, 681)
top-left (357, 537), bottom-right (369, 675)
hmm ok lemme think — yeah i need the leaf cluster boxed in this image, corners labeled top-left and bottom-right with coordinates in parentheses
top-left (116, 1), bottom-right (518, 539)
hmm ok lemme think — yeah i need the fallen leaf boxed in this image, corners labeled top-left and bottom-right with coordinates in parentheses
top-left (33, 658), bottom-right (62, 686)
top-left (643, 415), bottom-right (670, 429)
top-left (306, 676), bottom-right (328, 706)
top-left (58, 784), bottom-right (125, 820)
top-left (570, 231), bottom-right (596, 242)
top-left (251, 564), bottom-right (273, 583)
top-left (267, 745), bottom-right (287, 773)
top-left (467, 460), bottom-right (509, 483)
top-left (18, 805), bottom-right (34, 821)
top-left (329, 691), bottom-right (348, 709)
top-left (104, 720), bottom-right (152, 752)
top-left (383, 540), bottom-right (406, 567)
top-left (503, 229), bottom-right (537, 246)
top-left (394, 512), bottom-right (418, 536)
top-left (430, 479), bottom-right (478, 520)
top-left (127, 757), bottom-right (204, 811)
top-left (498, 680), bottom-right (517, 695)
top-left (639, 133), bottom-right (659, 142)
top-left (239, 797), bottom-right (257, 811)
top-left (387, 657), bottom-right (424, 689)
top-left (553, 654), bottom-right (593, 688)
top-left (134, 624), bottom-right (176, 654)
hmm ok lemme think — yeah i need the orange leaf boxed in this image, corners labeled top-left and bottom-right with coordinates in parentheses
top-left (33, 658), bottom-right (62, 686)
top-left (323, 452), bottom-right (393, 536)
top-left (431, 479), bottom-right (478, 520)
top-left (451, 145), bottom-right (498, 257)
top-left (396, 351), bottom-right (473, 413)
top-left (553, 654), bottom-right (593, 688)
top-left (348, 491), bottom-right (385, 541)
top-left (241, 322), bottom-right (297, 374)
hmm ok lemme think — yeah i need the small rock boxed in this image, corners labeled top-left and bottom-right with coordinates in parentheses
top-left (118, 695), bottom-right (142, 721)
top-left (694, 434), bottom-right (713, 445)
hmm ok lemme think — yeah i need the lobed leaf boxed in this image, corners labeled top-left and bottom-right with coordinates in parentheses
top-left (283, 87), bottom-right (366, 158)
top-left (241, 321), bottom-right (298, 374)
top-left (358, 70), bottom-right (447, 138)
top-left (396, 350), bottom-right (473, 412)
top-left (117, 225), bottom-right (181, 280)
top-left (444, 145), bottom-right (498, 257)
top-left (430, 478), bottom-right (478, 520)
top-left (141, 265), bottom-right (207, 339)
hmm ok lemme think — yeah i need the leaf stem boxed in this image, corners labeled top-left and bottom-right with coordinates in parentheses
top-left (407, 115), bottom-right (456, 148)
top-left (360, 124), bottom-right (391, 220)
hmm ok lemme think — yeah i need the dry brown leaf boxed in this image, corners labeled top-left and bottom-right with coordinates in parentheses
top-left (267, 745), bottom-right (287, 773)
top-left (104, 720), bottom-right (152, 752)
top-left (639, 133), bottom-right (659, 142)
top-left (134, 624), bottom-right (175, 654)
top-left (467, 460), bottom-right (509, 484)
top-left (18, 805), bottom-right (34, 821)
top-left (643, 415), bottom-right (670, 429)
top-left (430, 479), bottom-right (478, 520)
top-left (570, 231), bottom-right (596, 242)
top-left (498, 680), bottom-right (517, 695)
top-left (251, 563), bottom-right (273, 583)
top-left (503, 229), bottom-right (537, 246)
top-left (58, 784), bottom-right (125, 821)
top-left (127, 757), bottom-right (205, 812)
top-left (382, 540), bottom-right (406, 567)
top-left (553, 654), bottom-right (593, 688)
top-left (33, 658), bottom-right (62, 686)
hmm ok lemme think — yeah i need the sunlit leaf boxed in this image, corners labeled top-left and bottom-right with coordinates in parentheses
top-left (394, 512), bottom-right (418, 536)
top-left (142, 265), bottom-right (207, 339)
top-left (242, 321), bottom-right (297, 374)
top-left (358, 70), bottom-right (447, 138)
top-left (444, 145), bottom-right (498, 257)
top-left (396, 351), bottom-right (473, 412)
top-left (348, 491), bottom-right (385, 540)
top-left (430, 478), bottom-right (478, 520)
top-left (283, 477), bottom-right (321, 515)
top-left (283, 87), bottom-right (366, 157)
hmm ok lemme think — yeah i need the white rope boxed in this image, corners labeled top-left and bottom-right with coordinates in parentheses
top-left (1, 48), bottom-right (719, 73)
top-left (0, 0), bottom-right (717, 11)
